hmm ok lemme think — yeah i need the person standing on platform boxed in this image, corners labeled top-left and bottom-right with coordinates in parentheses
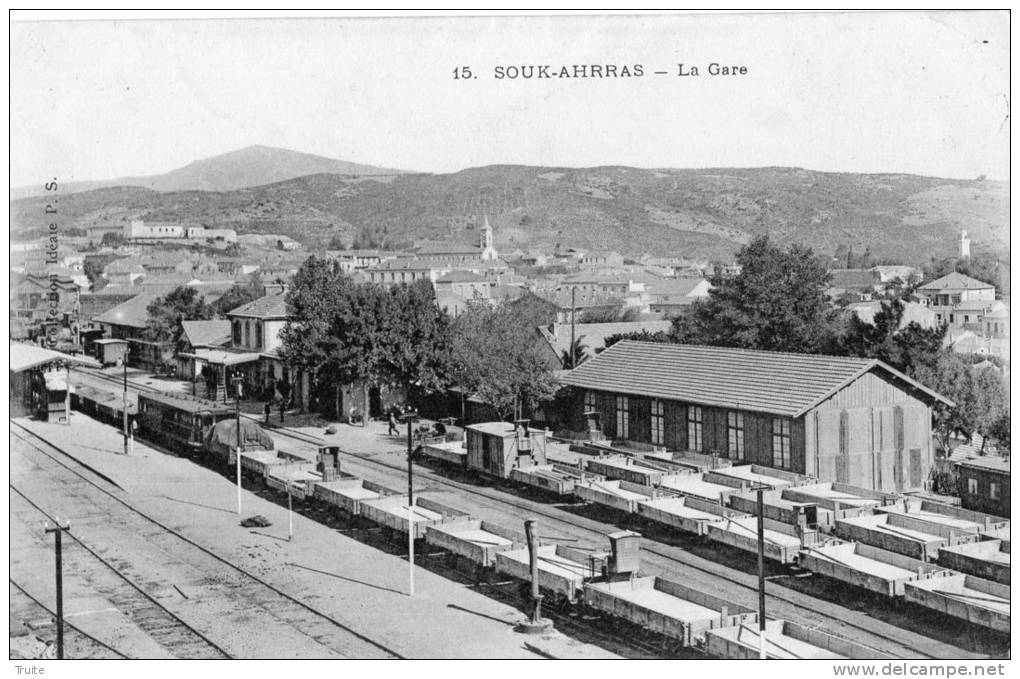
top-left (388, 410), bottom-right (399, 436)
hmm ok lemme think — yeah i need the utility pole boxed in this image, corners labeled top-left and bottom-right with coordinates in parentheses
top-left (403, 407), bottom-right (418, 596)
top-left (755, 484), bottom-right (767, 660)
top-left (122, 347), bottom-right (129, 455)
top-left (44, 520), bottom-right (71, 659)
top-left (232, 373), bottom-right (243, 517)
top-left (569, 286), bottom-right (576, 369)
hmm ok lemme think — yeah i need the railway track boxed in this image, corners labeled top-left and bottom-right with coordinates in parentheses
top-left (59, 373), bottom-right (998, 658)
top-left (11, 487), bottom-right (234, 659)
top-left (10, 422), bottom-right (405, 660)
top-left (9, 580), bottom-right (127, 659)
top-left (257, 423), bottom-right (978, 660)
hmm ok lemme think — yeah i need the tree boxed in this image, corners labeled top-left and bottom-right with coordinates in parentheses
top-left (912, 351), bottom-right (978, 455)
top-left (279, 257), bottom-right (374, 420)
top-left (145, 286), bottom-right (214, 346)
top-left (211, 274), bottom-right (264, 316)
top-left (561, 335), bottom-right (589, 369)
top-left (604, 329), bottom-right (673, 348)
top-left (377, 279), bottom-right (452, 397)
top-left (672, 235), bottom-right (839, 353)
top-left (840, 300), bottom-right (946, 374)
top-left (327, 234), bottom-right (349, 250)
top-left (988, 409), bottom-right (1010, 453)
top-left (450, 303), bottom-right (559, 421)
top-left (508, 291), bottom-right (559, 328)
top-left (101, 231), bottom-right (126, 247)
top-left (972, 367), bottom-right (1009, 453)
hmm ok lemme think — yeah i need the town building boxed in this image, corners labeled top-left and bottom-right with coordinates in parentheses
top-left (956, 456), bottom-right (1010, 518)
top-left (91, 293), bottom-right (167, 369)
top-left (918, 272), bottom-right (996, 329)
top-left (559, 341), bottom-right (952, 493)
top-left (579, 250), bottom-right (624, 268)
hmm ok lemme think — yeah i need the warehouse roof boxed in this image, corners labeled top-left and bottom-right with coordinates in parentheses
top-left (560, 340), bottom-right (953, 417)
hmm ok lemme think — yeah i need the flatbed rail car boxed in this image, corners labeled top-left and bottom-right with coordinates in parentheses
top-left (583, 576), bottom-right (757, 649)
top-left (71, 385), bottom-right (137, 425)
top-left (798, 542), bottom-right (951, 598)
top-left (137, 391), bottom-right (235, 454)
top-left (424, 519), bottom-right (527, 572)
top-left (903, 575), bottom-right (1010, 633)
top-left (705, 620), bottom-right (893, 660)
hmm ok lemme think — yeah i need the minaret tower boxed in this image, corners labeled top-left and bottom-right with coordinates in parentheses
top-left (960, 229), bottom-right (971, 259)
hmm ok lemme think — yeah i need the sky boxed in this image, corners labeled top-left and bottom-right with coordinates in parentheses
top-left (9, 11), bottom-right (1010, 187)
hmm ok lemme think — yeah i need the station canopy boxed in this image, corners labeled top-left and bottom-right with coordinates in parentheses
top-left (10, 342), bottom-right (101, 373)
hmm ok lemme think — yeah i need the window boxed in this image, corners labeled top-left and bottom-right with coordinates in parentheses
top-left (232, 321), bottom-right (242, 345)
top-left (772, 418), bottom-right (791, 469)
top-left (244, 321), bottom-right (251, 347)
top-left (967, 478), bottom-right (978, 495)
top-left (727, 411), bottom-right (744, 459)
top-left (584, 391), bottom-right (596, 411)
top-left (949, 313), bottom-right (955, 324)
top-left (616, 396), bottom-right (629, 439)
top-left (650, 400), bottom-right (665, 445)
top-left (687, 406), bottom-right (703, 452)
top-left (990, 483), bottom-right (1000, 500)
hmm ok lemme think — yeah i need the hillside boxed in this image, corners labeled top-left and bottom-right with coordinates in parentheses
top-left (10, 165), bottom-right (1008, 265)
top-left (10, 145), bottom-right (408, 198)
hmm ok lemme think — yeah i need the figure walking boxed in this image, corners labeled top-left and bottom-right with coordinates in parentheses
top-left (388, 410), bottom-right (399, 436)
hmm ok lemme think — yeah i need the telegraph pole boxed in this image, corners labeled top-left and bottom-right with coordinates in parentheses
top-left (403, 407), bottom-right (418, 596)
top-left (122, 347), bottom-right (129, 455)
top-left (232, 374), bottom-right (243, 517)
top-left (44, 520), bottom-right (71, 659)
top-left (569, 286), bottom-right (576, 368)
top-left (755, 484), bottom-right (767, 660)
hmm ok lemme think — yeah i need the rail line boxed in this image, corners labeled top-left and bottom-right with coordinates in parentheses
top-left (57, 372), bottom-right (982, 658)
top-left (10, 422), bottom-right (406, 660)
top-left (10, 485), bottom-right (234, 659)
top-left (260, 423), bottom-right (956, 660)
top-left (9, 580), bottom-right (128, 659)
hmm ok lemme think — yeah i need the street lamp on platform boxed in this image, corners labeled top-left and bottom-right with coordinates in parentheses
top-left (401, 407), bottom-right (419, 596)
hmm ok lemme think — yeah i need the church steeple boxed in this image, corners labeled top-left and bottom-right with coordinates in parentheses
top-left (480, 215), bottom-right (497, 261)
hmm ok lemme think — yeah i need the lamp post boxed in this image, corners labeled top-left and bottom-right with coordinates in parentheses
top-left (402, 407), bottom-right (419, 596)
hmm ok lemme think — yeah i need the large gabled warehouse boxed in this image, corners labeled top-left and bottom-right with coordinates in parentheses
top-left (559, 341), bottom-right (953, 493)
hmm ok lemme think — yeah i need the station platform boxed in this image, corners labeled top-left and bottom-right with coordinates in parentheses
top-left (12, 414), bottom-right (619, 659)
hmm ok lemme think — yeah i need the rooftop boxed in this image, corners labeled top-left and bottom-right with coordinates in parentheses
top-left (539, 321), bottom-right (673, 358)
top-left (10, 342), bottom-right (101, 373)
top-left (227, 293), bottom-right (288, 319)
top-left (93, 293), bottom-right (160, 328)
top-left (957, 456), bottom-right (1010, 474)
top-left (560, 340), bottom-right (953, 417)
top-left (919, 272), bottom-right (995, 292)
top-left (180, 320), bottom-right (232, 348)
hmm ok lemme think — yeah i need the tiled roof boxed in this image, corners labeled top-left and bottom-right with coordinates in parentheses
top-left (957, 456), bottom-right (1010, 473)
top-left (539, 321), bottom-right (672, 358)
top-left (92, 293), bottom-right (160, 328)
top-left (180, 320), bottom-right (231, 348)
top-left (919, 272), bottom-right (995, 292)
top-left (560, 340), bottom-right (952, 417)
top-left (828, 269), bottom-right (880, 289)
top-left (226, 293), bottom-right (288, 318)
top-left (437, 270), bottom-right (486, 283)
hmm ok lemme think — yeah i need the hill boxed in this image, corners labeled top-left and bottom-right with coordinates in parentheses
top-left (9, 165), bottom-right (1008, 265)
top-left (10, 145), bottom-right (408, 198)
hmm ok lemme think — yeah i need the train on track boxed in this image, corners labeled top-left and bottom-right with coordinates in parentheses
top-left (69, 385), bottom-right (1011, 646)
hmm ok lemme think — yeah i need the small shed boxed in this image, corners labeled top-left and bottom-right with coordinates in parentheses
top-left (465, 421), bottom-right (548, 478)
top-left (93, 338), bottom-right (129, 366)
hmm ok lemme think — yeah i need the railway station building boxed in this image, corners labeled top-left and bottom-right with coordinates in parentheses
top-left (559, 340), bottom-right (953, 493)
